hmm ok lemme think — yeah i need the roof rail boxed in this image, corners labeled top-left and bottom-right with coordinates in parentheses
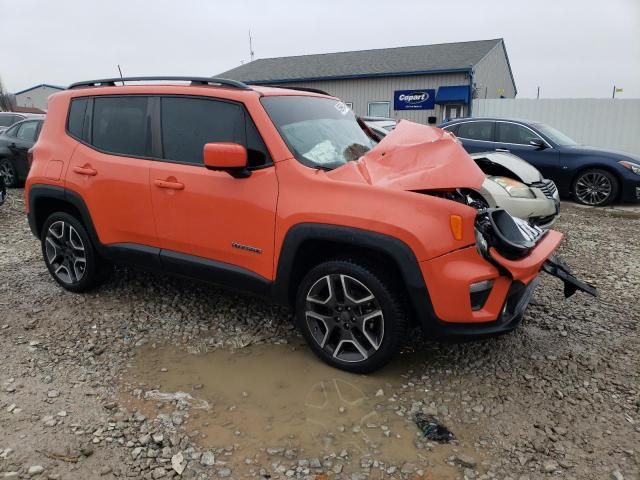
top-left (68, 76), bottom-right (250, 90)
top-left (260, 85), bottom-right (330, 96)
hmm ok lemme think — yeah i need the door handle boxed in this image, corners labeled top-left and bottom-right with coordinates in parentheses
top-left (495, 148), bottom-right (510, 153)
top-left (72, 165), bottom-right (98, 176)
top-left (153, 179), bottom-right (184, 190)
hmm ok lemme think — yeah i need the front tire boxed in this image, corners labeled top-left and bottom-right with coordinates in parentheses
top-left (572, 169), bottom-right (618, 206)
top-left (41, 212), bottom-right (104, 292)
top-left (296, 260), bottom-right (408, 373)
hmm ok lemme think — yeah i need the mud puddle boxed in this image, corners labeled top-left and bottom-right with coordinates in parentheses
top-left (121, 341), bottom-right (480, 477)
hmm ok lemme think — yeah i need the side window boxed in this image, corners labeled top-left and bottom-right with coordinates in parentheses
top-left (497, 123), bottom-right (540, 145)
top-left (0, 115), bottom-right (15, 127)
top-left (67, 98), bottom-right (88, 140)
top-left (442, 123), bottom-right (460, 134)
top-left (160, 97), bottom-right (244, 165)
top-left (92, 97), bottom-right (149, 157)
top-left (16, 121), bottom-right (38, 142)
top-left (456, 121), bottom-right (495, 141)
top-left (4, 123), bottom-right (20, 137)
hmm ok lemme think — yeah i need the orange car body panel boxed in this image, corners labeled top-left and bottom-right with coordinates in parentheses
top-left (26, 83), bottom-right (565, 325)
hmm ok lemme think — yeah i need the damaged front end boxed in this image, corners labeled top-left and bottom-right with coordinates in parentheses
top-left (474, 208), bottom-right (597, 298)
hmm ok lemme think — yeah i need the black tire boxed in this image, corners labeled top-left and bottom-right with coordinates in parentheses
top-left (572, 168), bottom-right (619, 206)
top-left (0, 158), bottom-right (20, 188)
top-left (296, 259), bottom-right (408, 374)
top-left (41, 212), bottom-right (105, 292)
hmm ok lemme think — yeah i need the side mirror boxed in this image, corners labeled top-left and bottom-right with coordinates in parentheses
top-left (529, 138), bottom-right (546, 149)
top-left (203, 142), bottom-right (250, 178)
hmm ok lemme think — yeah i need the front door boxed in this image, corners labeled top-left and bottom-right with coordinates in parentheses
top-left (149, 96), bottom-right (278, 280)
top-left (494, 121), bottom-right (560, 180)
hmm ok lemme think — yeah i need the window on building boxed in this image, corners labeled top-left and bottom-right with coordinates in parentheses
top-left (496, 122), bottom-right (542, 145)
top-left (456, 121), bottom-right (495, 142)
top-left (367, 101), bottom-right (390, 118)
top-left (92, 97), bottom-right (149, 157)
top-left (344, 102), bottom-right (353, 110)
top-left (16, 121), bottom-right (39, 142)
top-left (160, 97), bottom-right (245, 165)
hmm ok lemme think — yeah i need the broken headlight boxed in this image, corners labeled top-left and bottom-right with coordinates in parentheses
top-left (475, 209), bottom-right (544, 260)
top-left (489, 176), bottom-right (535, 199)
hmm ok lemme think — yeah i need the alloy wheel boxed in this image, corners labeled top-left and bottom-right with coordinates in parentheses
top-left (45, 220), bottom-right (87, 284)
top-left (305, 274), bottom-right (384, 363)
top-left (0, 161), bottom-right (15, 187)
top-left (575, 172), bottom-right (612, 205)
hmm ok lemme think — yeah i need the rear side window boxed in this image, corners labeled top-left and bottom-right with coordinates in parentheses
top-left (0, 115), bottom-right (16, 127)
top-left (92, 97), bottom-right (149, 157)
top-left (160, 97), bottom-right (244, 165)
top-left (67, 98), bottom-right (88, 139)
top-left (16, 121), bottom-right (39, 142)
top-left (456, 121), bottom-right (495, 141)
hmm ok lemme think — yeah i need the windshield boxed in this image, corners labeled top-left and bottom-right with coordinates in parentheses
top-left (261, 96), bottom-right (377, 169)
top-left (534, 123), bottom-right (578, 146)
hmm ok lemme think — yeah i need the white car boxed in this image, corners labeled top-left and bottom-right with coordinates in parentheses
top-left (364, 121), bottom-right (560, 227)
top-left (472, 151), bottom-right (560, 228)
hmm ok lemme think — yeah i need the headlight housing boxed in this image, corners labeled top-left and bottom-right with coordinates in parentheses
top-left (620, 160), bottom-right (640, 175)
top-left (490, 176), bottom-right (536, 199)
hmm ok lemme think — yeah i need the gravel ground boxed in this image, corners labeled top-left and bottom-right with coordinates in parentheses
top-left (0, 190), bottom-right (639, 480)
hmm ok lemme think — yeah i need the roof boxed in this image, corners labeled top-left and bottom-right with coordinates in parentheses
top-left (12, 106), bottom-right (46, 114)
top-left (218, 39), bottom-right (503, 83)
top-left (14, 84), bottom-right (65, 96)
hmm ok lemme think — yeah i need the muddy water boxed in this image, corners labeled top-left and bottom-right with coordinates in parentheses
top-left (122, 342), bottom-right (476, 477)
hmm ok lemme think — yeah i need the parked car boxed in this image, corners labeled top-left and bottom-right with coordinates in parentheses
top-left (439, 118), bottom-right (640, 206)
top-left (361, 116), bottom-right (397, 132)
top-left (0, 118), bottom-right (45, 187)
top-left (0, 175), bottom-right (6, 207)
top-left (0, 112), bottom-right (44, 134)
top-left (364, 120), bottom-right (559, 227)
top-left (25, 76), bottom-right (595, 373)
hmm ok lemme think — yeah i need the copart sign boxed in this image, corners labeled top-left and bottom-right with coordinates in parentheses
top-left (393, 89), bottom-right (435, 110)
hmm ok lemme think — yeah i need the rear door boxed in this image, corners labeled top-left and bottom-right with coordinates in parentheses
top-left (454, 121), bottom-right (496, 153)
top-left (149, 95), bottom-right (278, 280)
top-left (65, 96), bottom-right (159, 251)
top-left (494, 121), bottom-right (560, 180)
top-left (10, 120), bottom-right (42, 180)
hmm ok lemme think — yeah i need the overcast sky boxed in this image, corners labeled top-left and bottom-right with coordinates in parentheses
top-left (1, 0), bottom-right (638, 98)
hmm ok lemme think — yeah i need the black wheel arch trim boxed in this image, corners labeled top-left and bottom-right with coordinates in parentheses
top-left (272, 223), bottom-right (440, 326)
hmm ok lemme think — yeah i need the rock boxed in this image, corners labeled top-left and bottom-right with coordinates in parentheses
top-left (152, 467), bottom-right (167, 479)
top-left (132, 447), bottom-right (143, 459)
top-left (218, 467), bottom-right (232, 477)
top-left (152, 433), bottom-right (164, 444)
top-left (401, 463), bottom-right (417, 474)
top-left (200, 451), bottom-right (215, 466)
top-left (139, 433), bottom-right (151, 445)
top-left (454, 454), bottom-right (477, 468)
top-left (47, 390), bottom-right (60, 398)
top-left (27, 466), bottom-right (44, 476)
top-left (171, 452), bottom-right (186, 475)
top-left (375, 389), bottom-right (384, 397)
top-left (543, 460), bottom-right (558, 473)
top-left (611, 471), bottom-right (624, 480)
top-left (99, 466), bottom-right (112, 476)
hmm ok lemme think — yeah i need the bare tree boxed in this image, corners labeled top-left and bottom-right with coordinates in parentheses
top-left (0, 77), bottom-right (16, 112)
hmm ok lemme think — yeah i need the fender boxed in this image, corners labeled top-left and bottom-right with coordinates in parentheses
top-left (272, 223), bottom-right (438, 325)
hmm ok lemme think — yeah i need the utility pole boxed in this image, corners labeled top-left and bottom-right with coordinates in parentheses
top-left (537, 86), bottom-right (540, 99)
top-left (249, 30), bottom-right (255, 62)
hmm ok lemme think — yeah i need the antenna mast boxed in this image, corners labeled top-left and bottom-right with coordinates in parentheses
top-left (249, 30), bottom-right (255, 62)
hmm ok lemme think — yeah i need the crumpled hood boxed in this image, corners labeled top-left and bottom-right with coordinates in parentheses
top-left (325, 121), bottom-right (485, 191)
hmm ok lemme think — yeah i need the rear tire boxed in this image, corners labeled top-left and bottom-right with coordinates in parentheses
top-left (0, 158), bottom-right (20, 188)
top-left (296, 259), bottom-right (408, 373)
top-left (41, 212), bottom-right (105, 292)
top-left (572, 169), bottom-right (618, 206)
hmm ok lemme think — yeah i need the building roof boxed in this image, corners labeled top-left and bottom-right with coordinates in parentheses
top-left (12, 106), bottom-right (46, 114)
top-left (218, 39), bottom-right (504, 84)
top-left (14, 84), bottom-right (64, 96)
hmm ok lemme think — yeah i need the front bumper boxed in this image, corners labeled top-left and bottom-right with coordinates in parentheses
top-left (414, 209), bottom-right (595, 338)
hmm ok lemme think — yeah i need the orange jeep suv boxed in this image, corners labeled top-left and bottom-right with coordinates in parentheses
top-left (25, 77), bottom-right (595, 372)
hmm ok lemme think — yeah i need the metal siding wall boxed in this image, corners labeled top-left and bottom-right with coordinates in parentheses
top-left (473, 44), bottom-right (516, 99)
top-left (472, 98), bottom-right (640, 155)
top-left (278, 73), bottom-right (469, 123)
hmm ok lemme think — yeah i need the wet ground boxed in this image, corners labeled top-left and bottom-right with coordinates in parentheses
top-left (120, 342), bottom-right (480, 478)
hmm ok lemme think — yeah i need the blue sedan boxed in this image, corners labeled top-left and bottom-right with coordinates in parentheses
top-left (439, 118), bottom-right (640, 206)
